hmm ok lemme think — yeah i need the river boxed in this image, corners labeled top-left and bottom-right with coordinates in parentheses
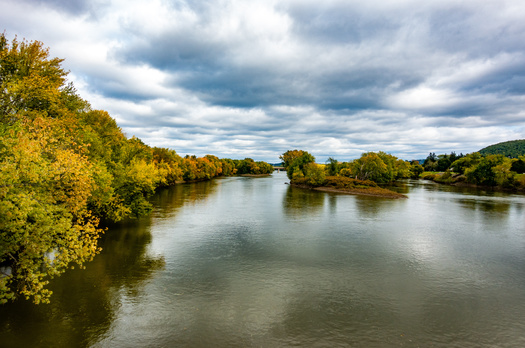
top-left (1, 171), bottom-right (525, 347)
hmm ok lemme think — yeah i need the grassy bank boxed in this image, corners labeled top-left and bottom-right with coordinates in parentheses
top-left (291, 176), bottom-right (408, 199)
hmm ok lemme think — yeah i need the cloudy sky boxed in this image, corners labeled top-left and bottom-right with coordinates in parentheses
top-left (2, 0), bottom-right (525, 162)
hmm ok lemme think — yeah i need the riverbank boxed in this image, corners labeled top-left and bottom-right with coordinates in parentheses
top-left (239, 173), bottom-right (272, 177)
top-left (421, 172), bottom-right (525, 194)
top-left (291, 183), bottom-right (407, 199)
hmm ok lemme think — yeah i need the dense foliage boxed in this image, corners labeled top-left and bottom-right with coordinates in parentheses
top-left (281, 149), bottom-right (420, 185)
top-left (421, 151), bottom-right (525, 190)
top-left (479, 139), bottom-right (525, 158)
top-left (280, 150), bottom-right (412, 198)
top-left (279, 150), bottom-right (318, 181)
top-left (0, 35), bottom-right (272, 304)
top-left (282, 148), bottom-right (525, 194)
top-left (422, 152), bottom-right (463, 172)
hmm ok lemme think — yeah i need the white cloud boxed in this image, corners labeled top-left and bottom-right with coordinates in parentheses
top-left (388, 86), bottom-right (458, 110)
top-left (1, 0), bottom-right (525, 162)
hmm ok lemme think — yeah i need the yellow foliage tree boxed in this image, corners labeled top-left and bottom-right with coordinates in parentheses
top-left (0, 120), bottom-right (103, 304)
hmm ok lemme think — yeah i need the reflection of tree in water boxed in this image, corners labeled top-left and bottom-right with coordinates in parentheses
top-left (151, 180), bottom-right (219, 219)
top-left (386, 180), bottom-right (411, 194)
top-left (328, 195), bottom-right (338, 215)
top-left (456, 198), bottom-right (516, 229)
top-left (0, 201), bottom-right (169, 347)
top-left (283, 185), bottom-right (325, 218)
top-left (457, 198), bottom-right (511, 214)
top-left (0, 180), bottom-right (221, 347)
top-left (354, 196), bottom-right (394, 218)
top-left (97, 217), bottom-right (166, 292)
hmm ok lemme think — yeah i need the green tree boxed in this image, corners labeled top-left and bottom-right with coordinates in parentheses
top-left (235, 158), bottom-right (255, 175)
top-left (326, 157), bottom-right (339, 176)
top-left (465, 154), bottom-right (505, 186)
top-left (304, 162), bottom-right (326, 185)
top-left (376, 151), bottom-right (397, 182)
top-left (113, 158), bottom-right (163, 217)
top-left (254, 161), bottom-right (273, 174)
top-left (436, 154), bottom-right (452, 171)
top-left (409, 161), bottom-right (424, 179)
top-left (510, 157), bottom-right (525, 174)
top-left (280, 150), bottom-right (316, 180)
top-left (479, 139), bottom-right (525, 158)
top-left (220, 158), bottom-right (237, 176)
top-left (451, 152), bottom-right (482, 174)
top-left (493, 159), bottom-right (516, 188)
top-left (351, 152), bottom-right (389, 183)
top-left (423, 152), bottom-right (437, 171)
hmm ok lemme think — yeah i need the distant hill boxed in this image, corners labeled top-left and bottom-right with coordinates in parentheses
top-left (479, 139), bottom-right (525, 158)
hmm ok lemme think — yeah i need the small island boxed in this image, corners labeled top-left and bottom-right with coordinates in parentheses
top-left (280, 150), bottom-right (408, 199)
top-left (281, 146), bottom-right (525, 198)
top-left (291, 176), bottom-right (407, 199)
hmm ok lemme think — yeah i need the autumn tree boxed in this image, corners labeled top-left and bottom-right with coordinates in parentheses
top-left (350, 152), bottom-right (388, 182)
top-left (409, 161), bottom-right (424, 179)
top-left (304, 162), bottom-right (326, 185)
top-left (0, 34), bottom-right (67, 121)
top-left (395, 159), bottom-right (411, 179)
top-left (376, 151), bottom-right (397, 182)
top-left (152, 147), bottom-right (184, 186)
top-left (220, 158), bottom-right (237, 176)
top-left (257, 161), bottom-right (274, 174)
top-left (0, 33), bottom-right (276, 304)
top-left (0, 119), bottom-right (102, 304)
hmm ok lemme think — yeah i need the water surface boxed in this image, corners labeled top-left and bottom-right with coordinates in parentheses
top-left (1, 172), bottom-right (525, 347)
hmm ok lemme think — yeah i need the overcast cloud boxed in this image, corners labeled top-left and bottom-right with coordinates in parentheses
top-left (2, 0), bottom-right (525, 162)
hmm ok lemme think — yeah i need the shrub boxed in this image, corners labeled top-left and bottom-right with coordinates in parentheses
top-left (421, 172), bottom-right (437, 180)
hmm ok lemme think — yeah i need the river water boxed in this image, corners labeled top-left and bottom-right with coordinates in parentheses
top-left (1, 171), bottom-right (525, 347)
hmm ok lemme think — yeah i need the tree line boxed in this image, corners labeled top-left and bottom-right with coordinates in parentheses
top-left (280, 148), bottom-right (525, 191)
top-left (422, 151), bottom-right (525, 188)
top-left (0, 34), bottom-right (271, 304)
top-left (280, 149), bottom-right (423, 185)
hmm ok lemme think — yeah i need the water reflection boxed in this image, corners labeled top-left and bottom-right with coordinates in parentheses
top-left (457, 197), bottom-right (511, 213)
top-left (0, 212), bottom-right (165, 348)
top-left (152, 179), bottom-right (219, 219)
top-left (2, 174), bottom-right (525, 348)
top-left (282, 185), bottom-right (325, 218)
top-left (353, 195), bottom-right (398, 218)
top-left (408, 180), bottom-right (525, 228)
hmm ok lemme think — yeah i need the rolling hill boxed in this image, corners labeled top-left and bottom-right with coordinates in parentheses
top-left (479, 139), bottom-right (525, 158)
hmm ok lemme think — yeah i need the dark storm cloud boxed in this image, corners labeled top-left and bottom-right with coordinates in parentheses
top-left (116, 31), bottom-right (419, 111)
top-left (18, 0), bottom-right (93, 15)
top-left (458, 57), bottom-right (525, 95)
top-left (116, 33), bottom-right (225, 72)
top-left (283, 2), bottom-right (400, 44)
top-left (426, 6), bottom-right (525, 57)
